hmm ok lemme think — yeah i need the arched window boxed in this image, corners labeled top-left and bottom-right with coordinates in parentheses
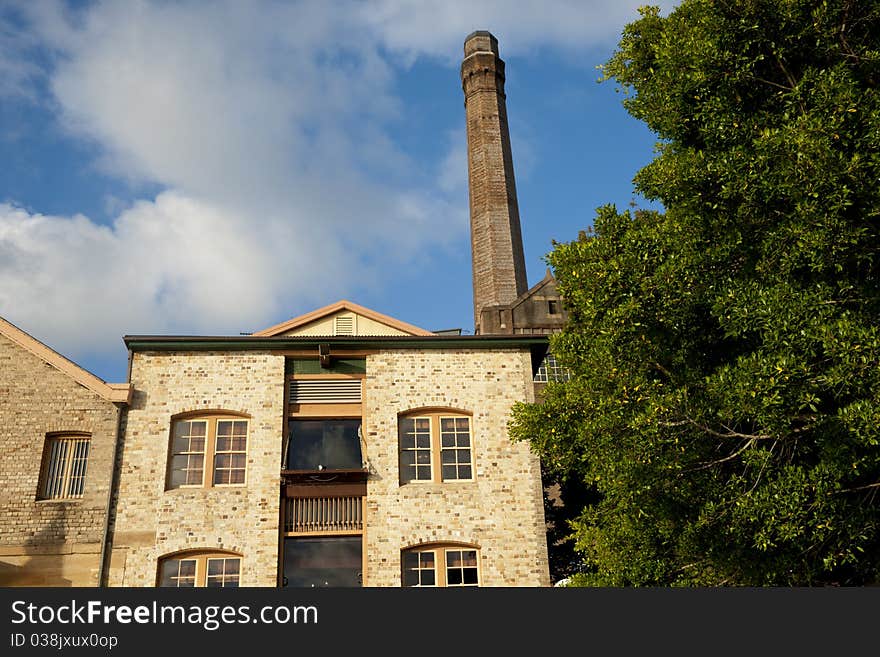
top-left (157, 550), bottom-right (242, 587)
top-left (167, 412), bottom-right (249, 490)
top-left (398, 409), bottom-right (473, 484)
top-left (401, 544), bottom-right (480, 587)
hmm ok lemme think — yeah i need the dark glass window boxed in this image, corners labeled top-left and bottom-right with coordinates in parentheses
top-left (287, 419), bottom-right (362, 471)
top-left (283, 536), bottom-right (362, 587)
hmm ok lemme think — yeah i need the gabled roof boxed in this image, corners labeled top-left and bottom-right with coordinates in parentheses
top-left (252, 300), bottom-right (435, 337)
top-left (508, 269), bottom-right (557, 310)
top-left (0, 316), bottom-right (131, 404)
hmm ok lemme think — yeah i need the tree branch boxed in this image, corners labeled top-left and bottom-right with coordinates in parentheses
top-left (834, 481), bottom-right (880, 495)
top-left (687, 438), bottom-right (755, 472)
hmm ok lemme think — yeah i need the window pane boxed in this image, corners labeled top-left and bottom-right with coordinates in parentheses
top-left (288, 420), bottom-right (362, 470)
top-left (402, 550), bottom-right (436, 588)
top-left (441, 465), bottom-right (457, 480)
top-left (403, 569), bottom-right (420, 587)
top-left (441, 450), bottom-right (456, 464)
top-left (458, 465), bottom-right (472, 480)
top-left (440, 418), bottom-right (454, 431)
top-left (447, 568), bottom-right (462, 585)
top-left (160, 559), bottom-right (197, 587)
top-left (400, 451), bottom-right (415, 467)
top-left (462, 568), bottom-right (479, 585)
top-left (190, 422), bottom-right (206, 436)
top-left (283, 537), bottom-right (362, 587)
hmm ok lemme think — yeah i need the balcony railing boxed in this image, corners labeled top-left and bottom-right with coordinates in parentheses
top-left (284, 496), bottom-right (363, 534)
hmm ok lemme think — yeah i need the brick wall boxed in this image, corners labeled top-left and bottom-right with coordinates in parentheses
top-left (107, 351), bottom-right (285, 586)
top-left (108, 346), bottom-right (549, 587)
top-left (462, 31), bottom-right (528, 332)
top-left (363, 348), bottom-right (550, 586)
top-left (0, 334), bottom-right (121, 586)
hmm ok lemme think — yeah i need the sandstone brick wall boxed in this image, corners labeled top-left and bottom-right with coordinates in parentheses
top-left (107, 351), bottom-right (285, 587)
top-left (362, 348), bottom-right (550, 586)
top-left (110, 346), bottom-right (549, 588)
top-left (0, 333), bottom-right (122, 586)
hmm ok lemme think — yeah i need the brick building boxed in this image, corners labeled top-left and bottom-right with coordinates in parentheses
top-left (0, 31), bottom-right (565, 588)
top-left (0, 317), bottom-right (130, 586)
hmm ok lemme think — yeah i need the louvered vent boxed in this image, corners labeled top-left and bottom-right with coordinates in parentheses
top-left (290, 379), bottom-right (362, 403)
top-left (334, 315), bottom-right (355, 335)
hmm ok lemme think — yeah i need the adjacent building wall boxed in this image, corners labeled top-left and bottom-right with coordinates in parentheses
top-left (0, 333), bottom-right (122, 586)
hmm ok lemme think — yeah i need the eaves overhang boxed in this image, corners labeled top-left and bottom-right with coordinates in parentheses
top-left (123, 334), bottom-right (551, 375)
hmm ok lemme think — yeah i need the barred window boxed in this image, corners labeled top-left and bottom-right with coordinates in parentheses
top-left (39, 433), bottom-right (90, 500)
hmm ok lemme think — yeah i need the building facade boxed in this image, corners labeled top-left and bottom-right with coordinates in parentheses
top-left (0, 31), bottom-right (565, 588)
top-left (102, 302), bottom-right (549, 587)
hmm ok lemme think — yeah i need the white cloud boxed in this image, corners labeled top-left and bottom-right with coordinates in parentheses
top-left (358, 0), bottom-right (679, 62)
top-left (0, 0), bottom-right (675, 362)
top-left (0, 194), bottom-right (276, 352)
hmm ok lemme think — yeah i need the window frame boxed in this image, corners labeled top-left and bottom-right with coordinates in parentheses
top-left (401, 544), bottom-right (481, 587)
top-left (398, 409), bottom-right (474, 484)
top-left (157, 551), bottom-right (242, 587)
top-left (166, 412), bottom-right (250, 491)
top-left (38, 432), bottom-right (91, 501)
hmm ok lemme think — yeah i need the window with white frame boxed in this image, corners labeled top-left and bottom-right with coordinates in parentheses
top-left (158, 552), bottom-right (241, 587)
top-left (398, 411), bottom-right (473, 484)
top-left (401, 546), bottom-right (480, 587)
top-left (167, 414), bottom-right (249, 489)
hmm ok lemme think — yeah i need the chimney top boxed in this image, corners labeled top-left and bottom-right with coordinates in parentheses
top-left (464, 30), bottom-right (499, 57)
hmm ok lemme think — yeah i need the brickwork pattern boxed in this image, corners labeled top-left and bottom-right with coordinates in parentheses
top-left (362, 348), bottom-right (550, 586)
top-left (107, 351), bottom-right (285, 586)
top-left (462, 32), bottom-right (528, 332)
top-left (0, 333), bottom-right (121, 586)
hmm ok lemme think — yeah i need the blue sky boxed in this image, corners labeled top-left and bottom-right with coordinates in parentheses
top-left (0, 0), bottom-right (675, 383)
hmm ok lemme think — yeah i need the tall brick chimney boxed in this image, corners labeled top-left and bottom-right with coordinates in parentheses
top-left (461, 30), bottom-right (528, 334)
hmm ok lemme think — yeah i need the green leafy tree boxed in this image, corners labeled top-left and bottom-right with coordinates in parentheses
top-left (511, 0), bottom-right (880, 585)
